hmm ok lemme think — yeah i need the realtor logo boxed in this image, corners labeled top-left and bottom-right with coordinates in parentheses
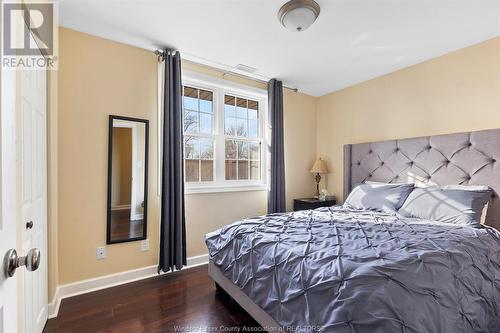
top-left (2, 1), bottom-right (58, 69)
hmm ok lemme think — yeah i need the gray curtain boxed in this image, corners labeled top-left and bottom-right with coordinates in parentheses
top-left (159, 50), bottom-right (187, 272)
top-left (267, 79), bottom-right (286, 213)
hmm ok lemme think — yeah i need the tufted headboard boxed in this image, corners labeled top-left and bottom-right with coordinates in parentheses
top-left (343, 128), bottom-right (500, 230)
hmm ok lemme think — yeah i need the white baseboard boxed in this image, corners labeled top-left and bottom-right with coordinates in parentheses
top-left (111, 204), bottom-right (131, 210)
top-left (131, 213), bottom-right (144, 221)
top-left (48, 253), bottom-right (209, 318)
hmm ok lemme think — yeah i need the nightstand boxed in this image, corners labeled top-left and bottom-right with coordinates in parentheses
top-left (293, 197), bottom-right (337, 211)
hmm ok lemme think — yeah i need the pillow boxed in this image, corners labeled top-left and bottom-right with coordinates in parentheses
top-left (398, 185), bottom-right (492, 226)
top-left (343, 183), bottom-right (415, 213)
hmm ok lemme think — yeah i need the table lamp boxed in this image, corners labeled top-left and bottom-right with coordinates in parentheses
top-left (310, 157), bottom-right (329, 198)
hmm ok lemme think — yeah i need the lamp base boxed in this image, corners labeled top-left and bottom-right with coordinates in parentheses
top-left (314, 173), bottom-right (321, 198)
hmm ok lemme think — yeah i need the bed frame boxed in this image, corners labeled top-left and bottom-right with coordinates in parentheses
top-left (208, 261), bottom-right (281, 329)
top-left (209, 128), bottom-right (500, 331)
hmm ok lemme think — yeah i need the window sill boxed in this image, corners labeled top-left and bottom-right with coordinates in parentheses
top-left (185, 184), bottom-right (268, 195)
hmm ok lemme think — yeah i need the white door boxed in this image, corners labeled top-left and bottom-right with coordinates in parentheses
top-left (0, 61), bottom-right (19, 333)
top-left (0, 31), bottom-right (48, 333)
top-left (20, 58), bottom-right (48, 333)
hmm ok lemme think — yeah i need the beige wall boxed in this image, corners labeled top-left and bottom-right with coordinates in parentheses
top-left (56, 28), bottom-right (317, 289)
top-left (316, 37), bottom-right (500, 200)
top-left (283, 89), bottom-right (318, 211)
top-left (58, 28), bottom-right (160, 285)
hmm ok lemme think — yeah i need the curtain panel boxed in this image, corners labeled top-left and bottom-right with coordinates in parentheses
top-left (267, 79), bottom-right (286, 213)
top-left (158, 50), bottom-right (187, 272)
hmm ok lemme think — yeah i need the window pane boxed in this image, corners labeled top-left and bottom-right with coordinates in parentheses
top-left (200, 138), bottom-right (213, 159)
top-left (238, 161), bottom-right (249, 180)
top-left (248, 100), bottom-right (258, 111)
top-left (224, 95), bottom-right (236, 117)
top-left (237, 141), bottom-right (248, 160)
top-left (250, 161), bottom-right (260, 180)
top-left (199, 113), bottom-right (212, 134)
top-left (225, 116), bottom-right (236, 135)
top-left (199, 89), bottom-right (213, 113)
top-left (249, 142), bottom-right (260, 160)
top-left (225, 95), bottom-right (235, 105)
top-left (248, 108), bottom-right (258, 120)
top-left (225, 160), bottom-right (237, 180)
top-left (199, 100), bottom-right (212, 113)
top-left (224, 104), bottom-right (236, 118)
top-left (185, 159), bottom-right (199, 182)
top-left (237, 118), bottom-right (247, 136)
top-left (200, 160), bottom-right (214, 181)
top-left (184, 86), bottom-right (198, 97)
top-left (184, 111), bottom-right (198, 133)
top-left (185, 136), bottom-right (199, 159)
top-left (183, 96), bottom-right (198, 111)
top-left (236, 97), bottom-right (247, 118)
top-left (183, 86), bottom-right (198, 111)
top-left (225, 140), bottom-right (237, 159)
top-left (248, 119), bottom-right (258, 138)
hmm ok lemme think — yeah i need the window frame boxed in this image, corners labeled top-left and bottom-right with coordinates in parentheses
top-left (182, 71), bottom-right (268, 194)
top-left (182, 84), bottom-right (216, 183)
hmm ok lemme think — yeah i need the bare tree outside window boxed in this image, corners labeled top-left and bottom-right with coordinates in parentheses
top-left (182, 86), bottom-right (214, 182)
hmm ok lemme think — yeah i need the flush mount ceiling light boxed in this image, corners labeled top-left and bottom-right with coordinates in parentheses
top-left (278, 0), bottom-right (320, 32)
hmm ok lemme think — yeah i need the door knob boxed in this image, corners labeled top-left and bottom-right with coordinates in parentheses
top-left (3, 248), bottom-right (41, 278)
top-left (26, 221), bottom-right (33, 229)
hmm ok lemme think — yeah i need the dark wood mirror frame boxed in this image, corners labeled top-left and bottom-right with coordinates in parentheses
top-left (106, 115), bottom-right (149, 244)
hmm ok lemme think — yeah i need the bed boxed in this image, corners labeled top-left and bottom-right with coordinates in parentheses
top-left (205, 128), bottom-right (500, 332)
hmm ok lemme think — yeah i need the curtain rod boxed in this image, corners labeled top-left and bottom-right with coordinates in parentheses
top-left (154, 50), bottom-right (298, 93)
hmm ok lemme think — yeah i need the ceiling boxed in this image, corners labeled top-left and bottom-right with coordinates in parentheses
top-left (59, 0), bottom-right (500, 97)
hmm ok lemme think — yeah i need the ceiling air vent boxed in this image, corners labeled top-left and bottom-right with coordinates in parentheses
top-left (234, 64), bottom-right (258, 73)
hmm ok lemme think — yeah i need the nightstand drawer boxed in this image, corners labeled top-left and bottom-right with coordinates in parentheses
top-left (293, 198), bottom-right (336, 211)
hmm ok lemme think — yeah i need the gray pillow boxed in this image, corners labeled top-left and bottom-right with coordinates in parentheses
top-left (398, 185), bottom-right (492, 226)
top-left (343, 183), bottom-right (415, 213)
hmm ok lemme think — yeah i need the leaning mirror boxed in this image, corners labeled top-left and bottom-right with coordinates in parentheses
top-left (107, 115), bottom-right (149, 244)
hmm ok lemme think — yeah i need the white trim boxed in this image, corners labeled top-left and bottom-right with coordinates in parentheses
top-left (185, 184), bottom-right (268, 194)
top-left (181, 72), bottom-right (269, 194)
top-left (47, 253), bottom-right (209, 318)
top-left (111, 204), bottom-right (131, 211)
top-left (182, 54), bottom-right (274, 87)
top-left (183, 70), bottom-right (267, 98)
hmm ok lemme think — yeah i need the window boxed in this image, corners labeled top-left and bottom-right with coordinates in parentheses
top-left (183, 86), bottom-right (215, 182)
top-left (224, 95), bottom-right (261, 181)
top-left (181, 72), bottom-right (267, 193)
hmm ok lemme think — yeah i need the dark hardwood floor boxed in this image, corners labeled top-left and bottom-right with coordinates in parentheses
top-left (44, 265), bottom-right (260, 333)
top-left (110, 209), bottom-right (144, 242)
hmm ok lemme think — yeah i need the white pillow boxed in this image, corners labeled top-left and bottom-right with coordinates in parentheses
top-left (398, 185), bottom-right (491, 227)
top-left (344, 183), bottom-right (415, 213)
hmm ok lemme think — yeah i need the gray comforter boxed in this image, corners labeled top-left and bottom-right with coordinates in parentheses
top-left (205, 206), bottom-right (500, 333)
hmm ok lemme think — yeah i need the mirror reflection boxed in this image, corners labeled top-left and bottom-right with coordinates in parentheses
top-left (107, 116), bottom-right (149, 244)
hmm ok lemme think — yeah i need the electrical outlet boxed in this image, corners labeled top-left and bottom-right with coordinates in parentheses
top-left (141, 239), bottom-right (149, 251)
top-left (96, 246), bottom-right (106, 260)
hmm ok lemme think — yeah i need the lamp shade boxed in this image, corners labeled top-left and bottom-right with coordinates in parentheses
top-left (310, 158), bottom-right (329, 174)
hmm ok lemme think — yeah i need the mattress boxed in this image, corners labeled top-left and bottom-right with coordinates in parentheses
top-left (205, 206), bottom-right (500, 333)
